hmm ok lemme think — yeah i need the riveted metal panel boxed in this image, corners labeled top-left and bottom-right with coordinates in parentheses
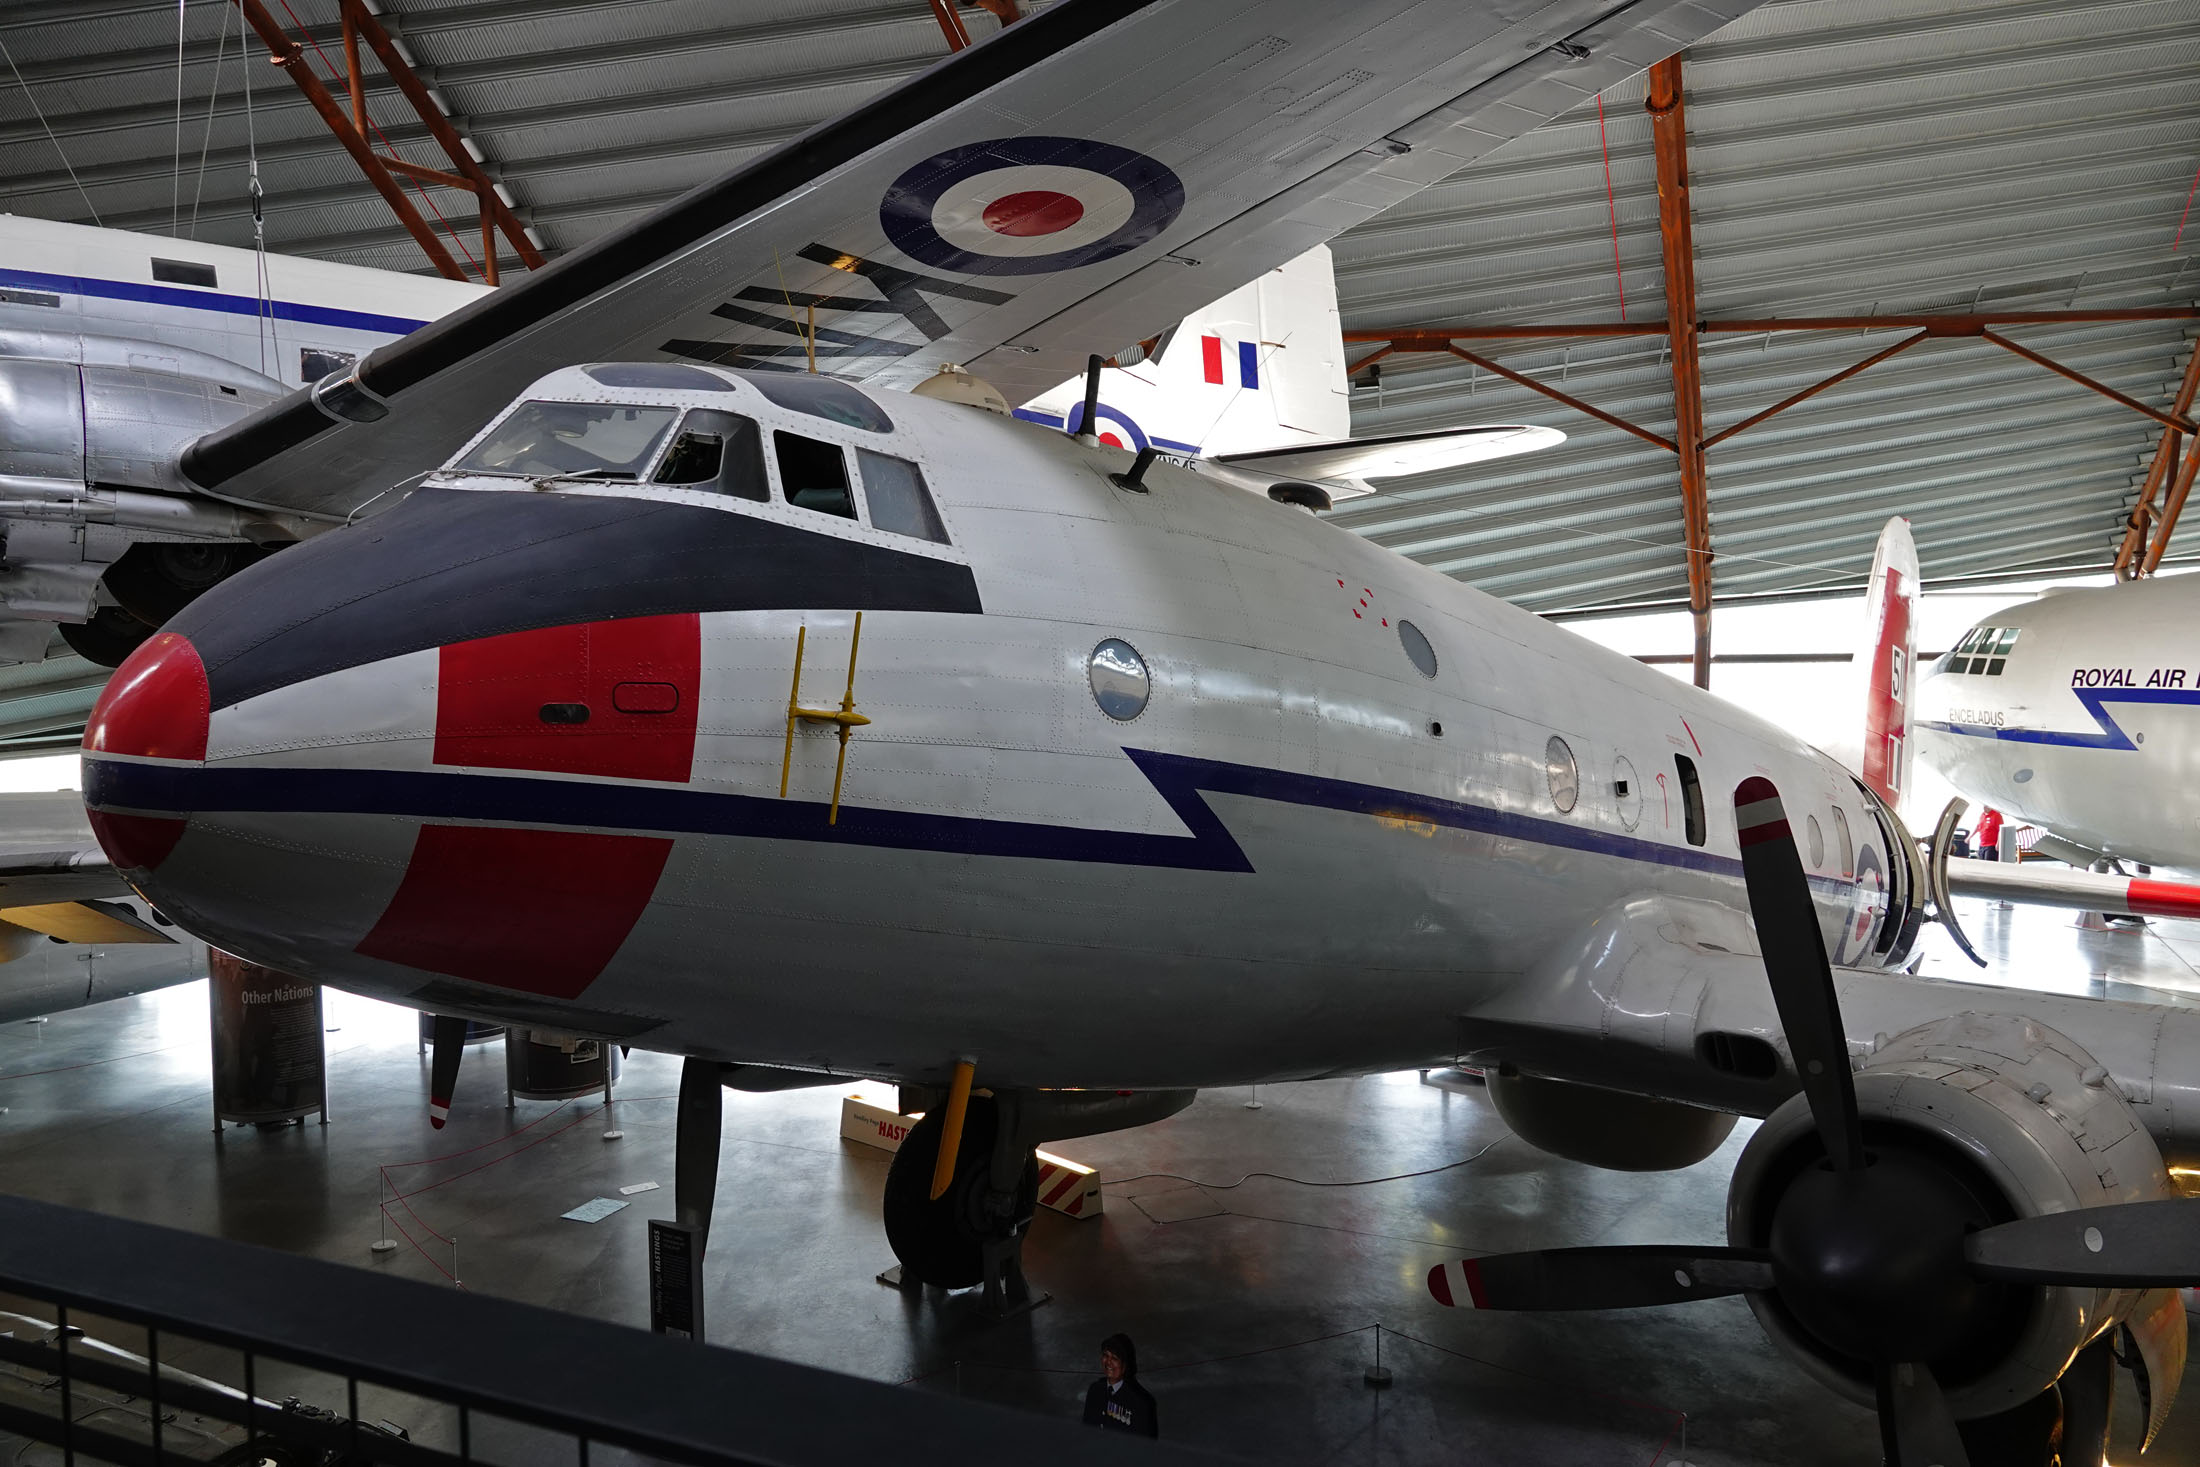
top-left (0, 358), bottom-right (83, 483)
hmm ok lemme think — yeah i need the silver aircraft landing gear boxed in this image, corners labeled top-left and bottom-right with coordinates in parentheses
top-left (882, 1094), bottom-right (1042, 1313)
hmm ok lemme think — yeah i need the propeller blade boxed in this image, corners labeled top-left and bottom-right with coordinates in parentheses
top-left (1427, 1246), bottom-right (1771, 1311)
top-left (427, 1014), bottom-right (466, 1130)
top-left (1965, 1197), bottom-right (2200, 1287)
top-left (1925, 797), bottom-right (1986, 968)
top-left (2123, 1286), bottom-right (2187, 1452)
top-left (2057, 1338), bottom-right (2115, 1467)
top-left (1876, 1360), bottom-right (1971, 1467)
top-left (675, 1057), bottom-right (726, 1247)
top-left (1733, 778), bottom-right (1867, 1172)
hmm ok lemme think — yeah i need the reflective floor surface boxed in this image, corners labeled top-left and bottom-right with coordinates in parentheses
top-left (1, 893), bottom-right (2197, 1465)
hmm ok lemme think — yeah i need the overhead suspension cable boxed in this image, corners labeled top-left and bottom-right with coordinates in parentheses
top-left (171, 0), bottom-right (189, 236)
top-left (0, 34), bottom-right (101, 225)
top-left (189, 0), bottom-right (233, 237)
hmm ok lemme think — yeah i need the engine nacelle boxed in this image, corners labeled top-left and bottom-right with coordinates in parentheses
top-left (1727, 1012), bottom-right (2171, 1417)
top-left (1488, 1069), bottom-right (1738, 1172)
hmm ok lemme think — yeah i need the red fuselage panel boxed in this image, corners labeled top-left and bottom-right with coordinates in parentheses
top-left (356, 825), bottom-right (674, 998)
top-left (435, 614), bottom-right (700, 783)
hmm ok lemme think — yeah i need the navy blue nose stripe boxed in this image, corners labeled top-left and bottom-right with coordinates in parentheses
top-left (164, 487), bottom-right (981, 710)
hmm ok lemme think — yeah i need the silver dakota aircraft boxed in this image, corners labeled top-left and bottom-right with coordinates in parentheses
top-left (17, 3), bottom-right (2200, 1464)
top-left (1917, 572), bottom-right (2200, 877)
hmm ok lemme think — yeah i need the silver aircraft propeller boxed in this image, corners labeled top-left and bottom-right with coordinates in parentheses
top-left (1426, 776), bottom-right (2200, 1467)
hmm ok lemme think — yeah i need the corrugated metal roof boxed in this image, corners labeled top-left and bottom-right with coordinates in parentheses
top-left (0, 0), bottom-right (2193, 633)
top-left (1330, 0), bottom-right (2200, 613)
top-left (0, 0), bottom-right (997, 270)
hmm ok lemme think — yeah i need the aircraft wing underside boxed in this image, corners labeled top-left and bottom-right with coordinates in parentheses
top-left (179, 0), bottom-right (1757, 521)
top-left (1456, 897), bottom-right (2200, 1131)
top-left (0, 792), bottom-right (124, 907)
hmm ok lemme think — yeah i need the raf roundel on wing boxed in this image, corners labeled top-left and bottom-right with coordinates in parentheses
top-left (879, 136), bottom-right (1186, 276)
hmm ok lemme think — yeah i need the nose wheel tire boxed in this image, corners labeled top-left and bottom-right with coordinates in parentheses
top-left (58, 605), bottom-right (156, 668)
top-left (883, 1097), bottom-right (1038, 1289)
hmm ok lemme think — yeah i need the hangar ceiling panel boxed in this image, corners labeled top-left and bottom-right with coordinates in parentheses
top-left (0, 0), bottom-right (2194, 642)
top-left (1329, 0), bottom-right (2200, 614)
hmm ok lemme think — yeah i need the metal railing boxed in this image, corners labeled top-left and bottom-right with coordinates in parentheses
top-left (0, 1194), bottom-right (1215, 1465)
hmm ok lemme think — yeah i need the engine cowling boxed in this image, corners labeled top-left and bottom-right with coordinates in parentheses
top-left (1727, 1011), bottom-right (2172, 1417)
top-left (1487, 1069), bottom-right (1738, 1172)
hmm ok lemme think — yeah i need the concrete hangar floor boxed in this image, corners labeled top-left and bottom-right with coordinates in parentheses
top-left (3, 897), bottom-right (2198, 1467)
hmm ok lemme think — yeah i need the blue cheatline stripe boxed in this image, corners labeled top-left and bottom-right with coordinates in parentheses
top-left (83, 744), bottom-right (1887, 905)
top-left (1918, 685), bottom-right (2200, 751)
top-left (0, 265), bottom-right (430, 338)
top-left (1238, 339), bottom-right (1259, 389)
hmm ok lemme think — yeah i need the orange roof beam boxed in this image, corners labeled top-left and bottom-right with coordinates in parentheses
top-left (1647, 55), bottom-right (1712, 690)
top-left (2116, 333), bottom-right (2200, 577)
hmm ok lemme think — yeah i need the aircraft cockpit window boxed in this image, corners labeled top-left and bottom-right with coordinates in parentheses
top-left (857, 450), bottom-right (950, 544)
top-left (456, 400), bottom-right (679, 480)
top-left (1944, 626), bottom-right (2019, 677)
top-left (655, 410), bottom-right (768, 501)
top-left (1673, 754), bottom-right (1706, 847)
top-left (775, 431), bottom-right (858, 520)
top-left (747, 374), bottom-right (894, 433)
top-left (583, 362), bottom-right (733, 392)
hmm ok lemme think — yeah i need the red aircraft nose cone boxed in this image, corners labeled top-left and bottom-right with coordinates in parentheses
top-left (82, 631), bottom-right (208, 871)
top-left (85, 631), bottom-right (209, 761)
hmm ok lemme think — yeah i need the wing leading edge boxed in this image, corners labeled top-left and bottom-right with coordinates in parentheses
top-left (179, 0), bottom-right (1760, 521)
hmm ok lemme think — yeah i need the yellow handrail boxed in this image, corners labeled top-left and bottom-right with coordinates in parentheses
top-left (780, 613), bottom-right (870, 825)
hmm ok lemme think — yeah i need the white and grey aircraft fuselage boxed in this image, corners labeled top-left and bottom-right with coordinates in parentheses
top-left (82, 364), bottom-right (1896, 1090)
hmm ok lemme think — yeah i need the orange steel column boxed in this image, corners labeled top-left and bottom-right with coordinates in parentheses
top-left (342, 0), bottom-right (544, 276)
top-left (1648, 56), bottom-right (1712, 688)
top-left (2116, 333), bottom-right (2200, 577)
top-left (235, 0), bottom-right (465, 281)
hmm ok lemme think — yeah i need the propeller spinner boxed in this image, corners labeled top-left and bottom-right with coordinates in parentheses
top-left (1428, 776), bottom-right (2200, 1466)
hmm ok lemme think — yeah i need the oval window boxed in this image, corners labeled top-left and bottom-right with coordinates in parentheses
top-left (1806, 814), bottom-right (1826, 868)
top-left (1398, 619), bottom-right (1437, 679)
top-left (1088, 639), bottom-right (1150, 721)
top-left (1546, 735), bottom-right (1579, 813)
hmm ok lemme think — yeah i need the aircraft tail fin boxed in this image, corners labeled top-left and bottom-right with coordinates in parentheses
top-left (1016, 245), bottom-right (1562, 499)
top-left (1853, 517), bottom-right (1920, 809)
top-left (1017, 245), bottom-right (1351, 462)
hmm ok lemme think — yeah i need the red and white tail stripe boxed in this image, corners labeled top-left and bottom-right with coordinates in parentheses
top-left (1426, 1258), bottom-right (1487, 1308)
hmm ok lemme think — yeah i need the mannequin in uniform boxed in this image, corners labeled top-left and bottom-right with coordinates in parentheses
top-left (1081, 1333), bottom-right (1159, 1437)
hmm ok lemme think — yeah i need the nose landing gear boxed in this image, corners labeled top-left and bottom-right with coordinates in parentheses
top-left (881, 1083), bottom-right (1199, 1315)
top-left (882, 1096), bottom-right (1041, 1312)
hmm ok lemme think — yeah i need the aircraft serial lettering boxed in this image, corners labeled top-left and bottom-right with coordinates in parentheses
top-left (662, 243), bottom-right (1014, 368)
